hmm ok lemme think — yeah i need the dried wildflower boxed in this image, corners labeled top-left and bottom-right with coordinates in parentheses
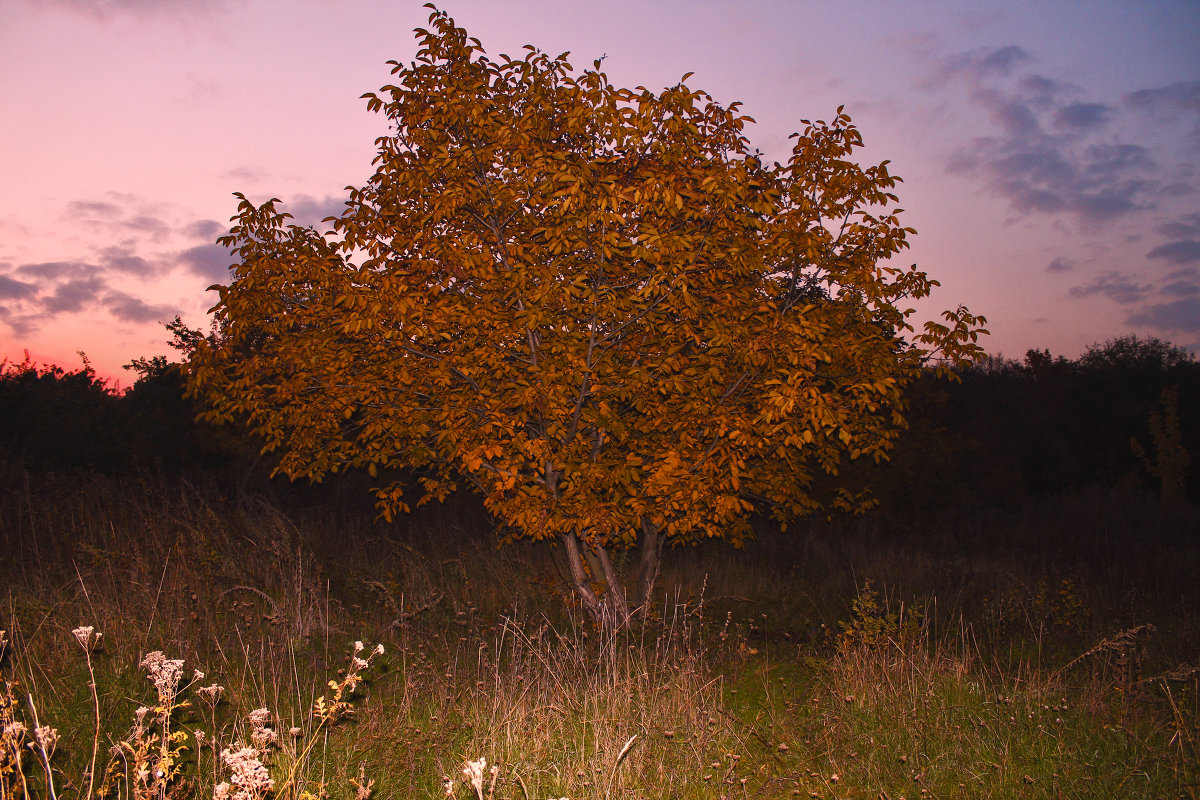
top-left (71, 625), bottom-right (101, 651)
top-left (373, 643), bottom-right (385, 655)
top-left (288, 727), bottom-right (302, 737)
top-left (31, 724), bottom-right (58, 754)
top-left (197, 684), bottom-right (225, 705)
top-left (462, 757), bottom-right (487, 799)
top-left (195, 729), bottom-right (207, 746)
top-left (354, 641), bottom-right (365, 653)
top-left (193, 669), bottom-right (206, 682)
top-left (250, 726), bottom-right (277, 750)
top-left (140, 651), bottom-right (185, 697)
top-left (219, 745), bottom-right (275, 800)
top-left (246, 708), bottom-right (277, 750)
top-left (442, 776), bottom-right (454, 796)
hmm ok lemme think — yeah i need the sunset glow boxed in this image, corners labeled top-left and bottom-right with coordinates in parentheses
top-left (3, 0), bottom-right (1198, 383)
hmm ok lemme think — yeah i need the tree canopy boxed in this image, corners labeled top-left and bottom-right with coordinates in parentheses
top-left (188, 6), bottom-right (986, 624)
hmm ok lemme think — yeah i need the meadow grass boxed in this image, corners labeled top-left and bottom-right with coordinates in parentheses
top-left (1, 463), bottom-right (1197, 798)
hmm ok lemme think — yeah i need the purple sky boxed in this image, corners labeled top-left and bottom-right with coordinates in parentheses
top-left (3, 0), bottom-right (1199, 384)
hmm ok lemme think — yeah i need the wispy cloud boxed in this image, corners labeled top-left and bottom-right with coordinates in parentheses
top-left (1126, 81), bottom-right (1200, 136)
top-left (103, 290), bottom-right (176, 323)
top-left (186, 219), bottom-right (226, 241)
top-left (1127, 297), bottom-right (1200, 331)
top-left (25, 0), bottom-right (228, 21)
top-left (0, 275), bottom-right (38, 300)
top-left (1068, 271), bottom-right (1151, 305)
top-left (1147, 240), bottom-right (1200, 265)
top-left (924, 45), bottom-right (1187, 227)
top-left (43, 276), bottom-right (107, 313)
top-left (288, 194), bottom-right (345, 230)
top-left (177, 243), bottom-right (234, 284)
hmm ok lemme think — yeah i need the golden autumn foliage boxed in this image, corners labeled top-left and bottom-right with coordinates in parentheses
top-left (188, 6), bottom-right (986, 623)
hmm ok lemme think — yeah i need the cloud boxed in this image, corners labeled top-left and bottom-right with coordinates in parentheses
top-left (186, 219), bottom-right (226, 241)
top-left (15, 261), bottom-right (96, 280)
top-left (1162, 279), bottom-right (1200, 297)
top-left (288, 194), bottom-right (345, 230)
top-left (1126, 297), bottom-right (1200, 331)
top-left (933, 46), bottom-right (1163, 225)
top-left (66, 200), bottom-right (123, 218)
top-left (1126, 81), bottom-right (1200, 134)
top-left (1052, 102), bottom-right (1112, 131)
top-left (178, 243), bottom-right (234, 283)
top-left (0, 275), bottom-right (38, 300)
top-left (1018, 74), bottom-right (1075, 107)
top-left (121, 214), bottom-right (170, 239)
top-left (932, 45), bottom-right (1030, 86)
top-left (1159, 214), bottom-right (1200, 240)
top-left (103, 291), bottom-right (176, 323)
top-left (97, 245), bottom-right (159, 277)
top-left (1147, 240), bottom-right (1200, 265)
top-left (1046, 257), bottom-right (1075, 273)
top-left (1068, 271), bottom-right (1150, 305)
top-left (26, 0), bottom-right (228, 21)
top-left (223, 166), bottom-right (270, 184)
top-left (43, 276), bottom-right (107, 313)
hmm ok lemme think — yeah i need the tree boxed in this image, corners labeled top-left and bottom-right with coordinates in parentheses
top-left (188, 6), bottom-right (986, 627)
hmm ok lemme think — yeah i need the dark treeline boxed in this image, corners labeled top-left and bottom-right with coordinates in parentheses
top-left (2, 334), bottom-right (1197, 515)
top-left (872, 334), bottom-right (1199, 516)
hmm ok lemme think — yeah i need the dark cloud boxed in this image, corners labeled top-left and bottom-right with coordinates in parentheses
top-left (1147, 240), bottom-right (1200, 264)
top-left (1161, 182), bottom-right (1197, 198)
top-left (121, 214), bottom-right (170, 239)
top-left (43, 276), bottom-right (106, 313)
top-left (1046, 257), bottom-right (1075, 273)
top-left (178, 243), bottom-right (234, 283)
top-left (971, 89), bottom-right (1040, 136)
top-left (15, 261), bottom-right (97, 280)
top-left (1160, 214), bottom-right (1200, 240)
top-left (1126, 297), bottom-right (1200, 331)
top-left (1084, 144), bottom-right (1152, 175)
top-left (1018, 74), bottom-right (1074, 107)
top-left (1162, 280), bottom-right (1200, 297)
top-left (955, 137), bottom-right (1153, 222)
top-left (103, 291), bottom-right (176, 324)
top-left (936, 45), bottom-right (1030, 84)
top-left (0, 307), bottom-right (42, 338)
top-left (97, 245), bottom-right (158, 277)
top-left (27, 0), bottom-right (228, 20)
top-left (1068, 272), bottom-right (1150, 305)
top-left (1052, 102), bottom-right (1112, 130)
top-left (288, 194), bottom-right (345, 230)
top-left (223, 166), bottom-right (270, 184)
top-left (66, 200), bottom-right (123, 218)
top-left (186, 219), bottom-right (226, 241)
top-left (1126, 81), bottom-right (1200, 129)
top-left (935, 47), bottom-right (1161, 225)
top-left (0, 275), bottom-right (38, 300)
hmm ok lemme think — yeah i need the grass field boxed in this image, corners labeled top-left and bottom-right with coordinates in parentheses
top-left (2, 463), bottom-right (1197, 799)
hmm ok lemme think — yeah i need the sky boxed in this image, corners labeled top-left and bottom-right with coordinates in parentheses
top-left (2, 0), bottom-right (1199, 385)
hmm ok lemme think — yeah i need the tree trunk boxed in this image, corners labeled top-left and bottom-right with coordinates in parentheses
top-left (560, 521), bottom-right (665, 630)
top-left (631, 517), bottom-right (665, 616)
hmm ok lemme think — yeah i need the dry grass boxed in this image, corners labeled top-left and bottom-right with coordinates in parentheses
top-left (1, 463), bottom-right (1197, 798)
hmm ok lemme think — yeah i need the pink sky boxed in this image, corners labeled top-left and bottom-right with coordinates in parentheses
top-left (3, 0), bottom-right (1199, 385)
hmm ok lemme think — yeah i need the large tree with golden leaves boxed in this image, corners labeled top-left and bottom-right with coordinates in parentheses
top-left (189, 6), bottom-right (986, 627)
